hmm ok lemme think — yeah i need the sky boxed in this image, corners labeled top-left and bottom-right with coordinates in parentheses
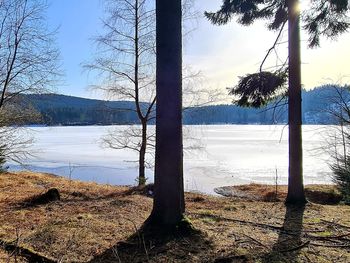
top-left (46, 0), bottom-right (350, 100)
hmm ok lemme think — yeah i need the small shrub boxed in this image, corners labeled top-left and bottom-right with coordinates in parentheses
top-left (190, 196), bottom-right (205, 202)
top-left (136, 176), bottom-right (147, 186)
top-left (331, 159), bottom-right (350, 204)
top-left (305, 188), bottom-right (342, 205)
top-left (262, 191), bottom-right (279, 202)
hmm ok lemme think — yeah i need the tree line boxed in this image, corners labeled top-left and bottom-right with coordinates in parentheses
top-left (18, 85), bottom-right (349, 126)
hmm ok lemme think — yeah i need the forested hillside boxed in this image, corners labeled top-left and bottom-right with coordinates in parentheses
top-left (23, 94), bottom-right (146, 125)
top-left (23, 85), bottom-right (348, 125)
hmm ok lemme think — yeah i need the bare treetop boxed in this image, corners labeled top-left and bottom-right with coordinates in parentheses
top-left (0, 0), bottom-right (60, 109)
top-left (0, 0), bottom-right (60, 168)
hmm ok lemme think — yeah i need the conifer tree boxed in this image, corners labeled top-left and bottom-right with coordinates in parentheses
top-left (205, 0), bottom-right (349, 205)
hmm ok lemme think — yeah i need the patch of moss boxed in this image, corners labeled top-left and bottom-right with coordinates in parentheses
top-left (315, 231), bottom-right (333, 237)
top-left (176, 216), bottom-right (199, 235)
top-left (304, 217), bottom-right (321, 224)
top-left (197, 209), bottom-right (215, 216)
top-left (202, 217), bottom-right (219, 224)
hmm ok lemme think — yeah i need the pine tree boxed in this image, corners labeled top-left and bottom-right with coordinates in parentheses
top-left (205, 0), bottom-right (349, 205)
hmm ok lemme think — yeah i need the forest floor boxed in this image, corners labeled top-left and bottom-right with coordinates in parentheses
top-left (0, 171), bottom-right (350, 263)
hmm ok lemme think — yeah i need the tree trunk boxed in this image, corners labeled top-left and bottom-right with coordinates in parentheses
top-left (147, 0), bottom-right (185, 226)
top-left (286, 0), bottom-right (307, 205)
top-left (133, 0), bottom-right (146, 186)
top-left (138, 119), bottom-right (147, 186)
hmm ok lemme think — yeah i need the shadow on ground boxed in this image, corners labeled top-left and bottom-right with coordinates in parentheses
top-left (88, 225), bottom-right (213, 263)
top-left (262, 205), bottom-right (306, 262)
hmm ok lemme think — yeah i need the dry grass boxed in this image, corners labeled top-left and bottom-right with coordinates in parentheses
top-left (0, 171), bottom-right (349, 262)
top-left (217, 183), bottom-right (343, 204)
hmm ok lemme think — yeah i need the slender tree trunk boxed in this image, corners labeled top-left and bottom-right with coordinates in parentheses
top-left (133, 0), bottom-right (147, 186)
top-left (286, 0), bottom-right (307, 205)
top-left (139, 119), bottom-right (147, 186)
top-left (340, 115), bottom-right (347, 168)
top-left (147, 0), bottom-right (185, 226)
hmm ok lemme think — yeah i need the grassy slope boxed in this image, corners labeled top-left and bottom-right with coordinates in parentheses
top-left (0, 172), bottom-right (349, 262)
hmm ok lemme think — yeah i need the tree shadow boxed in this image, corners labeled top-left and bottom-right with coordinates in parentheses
top-left (16, 188), bottom-right (61, 209)
top-left (88, 224), bottom-right (213, 263)
top-left (263, 205), bottom-right (306, 262)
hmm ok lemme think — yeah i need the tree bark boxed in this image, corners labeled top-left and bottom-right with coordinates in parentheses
top-left (286, 0), bottom-right (307, 205)
top-left (147, 0), bottom-right (185, 226)
top-left (138, 119), bottom-right (147, 186)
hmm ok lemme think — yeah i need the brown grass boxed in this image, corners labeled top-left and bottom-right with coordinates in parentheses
top-left (0, 171), bottom-right (349, 262)
top-left (218, 183), bottom-right (343, 204)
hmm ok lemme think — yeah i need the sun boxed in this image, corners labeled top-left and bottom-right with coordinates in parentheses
top-left (296, 0), bottom-right (309, 13)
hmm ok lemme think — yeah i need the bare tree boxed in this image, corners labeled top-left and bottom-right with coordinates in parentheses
top-left (85, 0), bottom-right (156, 186)
top-left (0, 99), bottom-right (42, 170)
top-left (0, 0), bottom-right (60, 168)
top-left (86, 0), bottom-right (214, 186)
top-left (0, 0), bottom-right (59, 107)
top-left (320, 85), bottom-right (350, 203)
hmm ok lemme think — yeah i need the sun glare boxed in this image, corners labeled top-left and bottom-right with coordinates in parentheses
top-left (296, 0), bottom-right (308, 13)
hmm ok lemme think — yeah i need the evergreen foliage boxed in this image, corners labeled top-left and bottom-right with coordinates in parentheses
top-left (205, 0), bottom-right (349, 48)
top-left (230, 70), bottom-right (288, 107)
top-left (303, 0), bottom-right (350, 47)
top-left (205, 0), bottom-right (288, 29)
top-left (331, 158), bottom-right (350, 204)
top-left (205, 0), bottom-right (349, 105)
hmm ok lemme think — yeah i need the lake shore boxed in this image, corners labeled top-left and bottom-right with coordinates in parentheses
top-left (214, 183), bottom-right (342, 204)
top-left (1, 171), bottom-right (349, 262)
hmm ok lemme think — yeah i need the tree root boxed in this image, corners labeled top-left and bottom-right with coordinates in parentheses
top-left (0, 239), bottom-right (56, 263)
top-left (278, 241), bottom-right (310, 252)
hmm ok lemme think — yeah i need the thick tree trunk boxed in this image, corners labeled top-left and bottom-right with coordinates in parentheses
top-left (138, 120), bottom-right (147, 186)
top-left (147, 0), bottom-right (185, 226)
top-left (286, 0), bottom-right (307, 205)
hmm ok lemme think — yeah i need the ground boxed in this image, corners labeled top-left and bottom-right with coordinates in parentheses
top-left (0, 172), bottom-right (349, 262)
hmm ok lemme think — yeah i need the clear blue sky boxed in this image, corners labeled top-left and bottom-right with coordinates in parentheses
top-left (47, 0), bottom-right (350, 100)
top-left (47, 0), bottom-right (103, 98)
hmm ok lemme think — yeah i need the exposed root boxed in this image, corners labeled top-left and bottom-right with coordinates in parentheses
top-left (1, 239), bottom-right (56, 263)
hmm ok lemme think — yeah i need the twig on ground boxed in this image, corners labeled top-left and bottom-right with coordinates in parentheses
top-left (111, 246), bottom-right (122, 263)
top-left (278, 241), bottom-right (310, 253)
top-left (1, 237), bottom-right (56, 263)
top-left (310, 242), bottom-right (350, 248)
top-left (240, 233), bottom-right (270, 250)
top-left (305, 232), bottom-right (350, 241)
top-left (320, 219), bottom-right (350, 229)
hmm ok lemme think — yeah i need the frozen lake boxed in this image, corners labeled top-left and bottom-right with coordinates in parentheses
top-left (10, 125), bottom-right (333, 194)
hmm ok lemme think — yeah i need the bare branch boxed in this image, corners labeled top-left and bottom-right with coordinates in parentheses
top-left (0, 0), bottom-right (60, 168)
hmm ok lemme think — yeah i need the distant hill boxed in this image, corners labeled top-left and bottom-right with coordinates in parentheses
top-left (23, 94), bottom-right (147, 125)
top-left (21, 85), bottom-right (349, 125)
top-left (184, 85), bottom-right (350, 125)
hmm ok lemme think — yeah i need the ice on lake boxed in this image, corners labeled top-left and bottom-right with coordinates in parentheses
top-left (9, 125), bottom-right (333, 195)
